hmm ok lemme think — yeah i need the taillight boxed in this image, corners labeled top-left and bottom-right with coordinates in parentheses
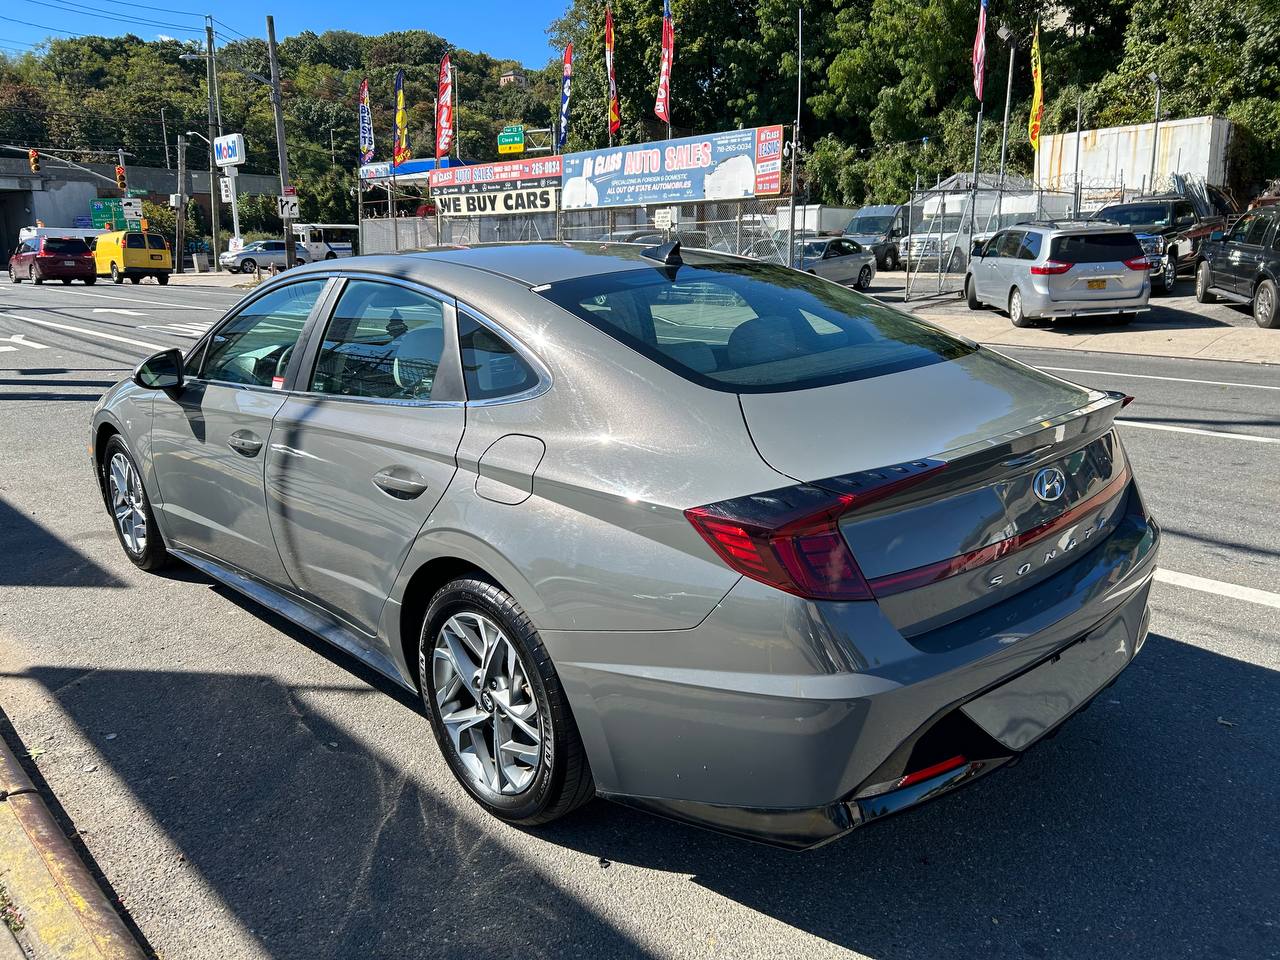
top-left (1030, 260), bottom-right (1072, 275)
top-left (1123, 256), bottom-right (1150, 270)
top-left (685, 461), bottom-right (945, 602)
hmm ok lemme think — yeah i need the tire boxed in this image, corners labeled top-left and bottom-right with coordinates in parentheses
top-left (856, 265), bottom-right (873, 290)
top-left (156, 273), bottom-right (169, 286)
top-left (60, 278), bottom-right (72, 285)
top-left (8, 265), bottom-right (19, 284)
top-left (420, 577), bottom-right (593, 826)
top-left (30, 266), bottom-right (42, 285)
top-left (240, 258), bottom-right (257, 274)
top-left (1161, 250), bottom-right (1178, 293)
top-left (966, 276), bottom-right (981, 310)
top-left (111, 263), bottom-right (123, 284)
top-left (1195, 261), bottom-right (1214, 303)
top-left (84, 276), bottom-right (97, 285)
top-left (1254, 279), bottom-right (1279, 329)
top-left (886, 247), bottom-right (900, 271)
top-left (101, 436), bottom-right (170, 572)
top-left (129, 276), bottom-right (141, 284)
top-left (324, 251), bottom-right (337, 260)
top-left (1009, 287), bottom-right (1033, 327)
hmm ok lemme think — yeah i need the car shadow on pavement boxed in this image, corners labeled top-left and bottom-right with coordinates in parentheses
top-left (7, 629), bottom-right (1274, 960)
top-left (0, 496), bottom-right (125, 588)
top-left (537, 632), bottom-right (1278, 960)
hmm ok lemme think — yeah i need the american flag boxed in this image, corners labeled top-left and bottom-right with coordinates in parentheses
top-left (972, 0), bottom-right (987, 101)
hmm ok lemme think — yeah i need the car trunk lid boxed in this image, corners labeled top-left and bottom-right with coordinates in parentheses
top-left (1044, 230), bottom-right (1148, 302)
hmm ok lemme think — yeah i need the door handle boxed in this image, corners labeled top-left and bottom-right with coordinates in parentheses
top-left (227, 431), bottom-right (263, 456)
top-left (372, 468), bottom-right (428, 499)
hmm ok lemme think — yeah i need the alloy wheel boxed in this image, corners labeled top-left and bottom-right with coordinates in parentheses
top-left (108, 452), bottom-right (147, 555)
top-left (1257, 284), bottom-right (1275, 325)
top-left (1164, 257), bottom-right (1176, 291)
top-left (432, 611), bottom-right (542, 795)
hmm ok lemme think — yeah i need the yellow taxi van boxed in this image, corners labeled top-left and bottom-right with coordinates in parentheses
top-left (91, 230), bottom-right (173, 284)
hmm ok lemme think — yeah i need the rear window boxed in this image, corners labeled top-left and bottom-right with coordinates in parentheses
top-left (42, 238), bottom-right (89, 255)
top-left (536, 261), bottom-right (974, 393)
top-left (1097, 204), bottom-right (1170, 227)
top-left (1051, 232), bottom-right (1143, 263)
top-left (125, 234), bottom-right (146, 249)
top-left (146, 234), bottom-right (167, 249)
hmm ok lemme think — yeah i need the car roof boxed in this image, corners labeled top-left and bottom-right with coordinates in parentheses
top-left (398, 241), bottom-right (745, 285)
top-left (853, 205), bottom-right (898, 215)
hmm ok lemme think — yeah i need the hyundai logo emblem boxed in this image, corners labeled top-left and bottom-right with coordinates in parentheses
top-left (1033, 467), bottom-right (1067, 502)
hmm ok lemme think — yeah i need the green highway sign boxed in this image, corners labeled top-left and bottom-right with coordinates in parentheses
top-left (498, 124), bottom-right (525, 155)
top-left (90, 197), bottom-right (125, 230)
top-left (127, 188), bottom-right (148, 197)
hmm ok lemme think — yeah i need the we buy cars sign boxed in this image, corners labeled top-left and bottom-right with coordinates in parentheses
top-left (429, 157), bottom-right (562, 217)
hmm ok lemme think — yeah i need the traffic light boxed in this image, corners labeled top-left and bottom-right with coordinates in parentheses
top-left (27, 149), bottom-right (39, 174)
top-left (115, 164), bottom-right (127, 190)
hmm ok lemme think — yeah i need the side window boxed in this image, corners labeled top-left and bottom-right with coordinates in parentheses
top-left (1018, 232), bottom-right (1042, 260)
top-left (457, 313), bottom-right (540, 401)
top-left (201, 280), bottom-right (326, 387)
top-left (1244, 216), bottom-right (1270, 245)
top-left (1173, 201), bottom-right (1197, 227)
top-left (309, 280), bottom-right (445, 400)
top-left (1228, 215), bottom-right (1256, 244)
top-left (1271, 218), bottom-right (1280, 251)
top-left (983, 232), bottom-right (1005, 257)
top-left (998, 231), bottom-right (1024, 258)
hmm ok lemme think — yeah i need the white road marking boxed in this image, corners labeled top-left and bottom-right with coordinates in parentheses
top-left (92, 308), bottom-right (148, 317)
top-left (0, 313), bottom-right (164, 350)
top-left (139, 322), bottom-right (210, 338)
top-left (19, 287), bottom-right (223, 310)
top-left (1116, 419), bottom-right (1280, 444)
top-left (1038, 365), bottom-right (1280, 392)
top-left (1156, 569), bottom-right (1280, 610)
top-left (0, 333), bottom-right (48, 350)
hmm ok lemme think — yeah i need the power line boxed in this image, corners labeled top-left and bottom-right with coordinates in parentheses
top-left (212, 18), bottom-right (255, 42)
top-left (91, 0), bottom-right (204, 19)
top-left (0, 14), bottom-right (91, 37)
top-left (22, 0), bottom-right (205, 34)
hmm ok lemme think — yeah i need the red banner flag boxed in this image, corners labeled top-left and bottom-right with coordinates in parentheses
top-left (605, 5), bottom-right (621, 135)
top-left (972, 0), bottom-right (988, 101)
top-left (654, 0), bottom-right (673, 124)
top-left (436, 54), bottom-right (454, 159)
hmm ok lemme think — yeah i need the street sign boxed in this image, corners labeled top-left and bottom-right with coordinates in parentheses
top-left (90, 198), bottom-right (124, 230)
top-left (169, 194), bottom-right (182, 208)
top-left (127, 188), bottom-right (148, 197)
top-left (498, 124), bottom-right (525, 155)
top-left (277, 195), bottom-right (299, 219)
top-left (219, 178), bottom-right (233, 203)
top-left (213, 133), bottom-right (246, 167)
top-left (125, 220), bottom-right (141, 231)
top-left (654, 208), bottom-right (675, 230)
top-left (282, 185), bottom-right (297, 197)
top-left (73, 215), bottom-right (92, 228)
top-left (121, 198), bottom-right (143, 221)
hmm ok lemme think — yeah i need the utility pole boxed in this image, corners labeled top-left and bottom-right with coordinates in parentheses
top-left (175, 135), bottom-right (187, 274)
top-left (160, 107), bottom-right (171, 169)
top-left (266, 15), bottom-right (295, 268)
top-left (1147, 73), bottom-right (1162, 197)
top-left (1073, 97), bottom-right (1083, 213)
top-left (786, 6), bottom-right (802, 268)
top-left (204, 19), bottom-right (221, 270)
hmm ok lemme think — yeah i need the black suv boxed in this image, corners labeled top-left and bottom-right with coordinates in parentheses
top-left (1092, 195), bottom-right (1224, 294)
top-left (1194, 206), bottom-right (1280, 328)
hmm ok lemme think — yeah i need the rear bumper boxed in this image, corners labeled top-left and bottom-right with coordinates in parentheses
top-left (548, 487), bottom-right (1159, 849)
top-left (33, 260), bottom-right (95, 278)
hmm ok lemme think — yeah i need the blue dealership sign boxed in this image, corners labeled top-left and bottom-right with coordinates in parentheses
top-left (560, 125), bottom-right (783, 209)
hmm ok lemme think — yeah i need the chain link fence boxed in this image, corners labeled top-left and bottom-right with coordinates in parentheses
top-left (360, 216), bottom-right (442, 253)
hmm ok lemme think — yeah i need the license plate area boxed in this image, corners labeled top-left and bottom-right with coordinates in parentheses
top-left (63, 260), bottom-right (75, 266)
top-left (150, 254), bottom-right (163, 261)
top-left (961, 616), bottom-right (1134, 751)
top-left (1087, 279), bottom-right (1107, 290)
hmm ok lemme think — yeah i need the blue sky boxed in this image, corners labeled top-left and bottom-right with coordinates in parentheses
top-left (0, 0), bottom-right (561, 67)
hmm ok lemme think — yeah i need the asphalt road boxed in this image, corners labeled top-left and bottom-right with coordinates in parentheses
top-left (0, 278), bottom-right (1276, 960)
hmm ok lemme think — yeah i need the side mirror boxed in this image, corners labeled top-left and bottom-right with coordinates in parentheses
top-left (971, 241), bottom-right (986, 258)
top-left (133, 348), bottom-right (185, 391)
top-left (1210, 230), bottom-right (1225, 242)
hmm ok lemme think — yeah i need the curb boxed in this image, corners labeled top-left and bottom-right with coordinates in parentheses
top-left (0, 733), bottom-right (147, 960)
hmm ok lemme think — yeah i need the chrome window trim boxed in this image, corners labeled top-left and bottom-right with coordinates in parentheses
top-left (455, 304), bottom-right (553, 406)
top-left (291, 272), bottom-right (464, 408)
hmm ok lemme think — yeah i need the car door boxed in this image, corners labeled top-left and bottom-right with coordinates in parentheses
top-left (1222, 214), bottom-right (1263, 294)
top-left (971, 232), bottom-right (1005, 300)
top-left (148, 278), bottom-right (331, 584)
top-left (263, 277), bottom-right (465, 636)
top-left (11, 239), bottom-right (33, 275)
top-left (1233, 215), bottom-right (1273, 295)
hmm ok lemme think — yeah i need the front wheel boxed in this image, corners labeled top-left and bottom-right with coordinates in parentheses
top-left (8, 266), bottom-right (19, 284)
top-left (239, 258), bottom-right (257, 274)
top-left (420, 578), bottom-right (593, 826)
top-left (1254, 279), bottom-right (1279, 329)
top-left (855, 265), bottom-right (873, 290)
top-left (966, 276), bottom-right (981, 310)
top-left (1195, 261), bottom-right (1214, 303)
top-left (101, 436), bottom-right (170, 572)
top-left (885, 247), bottom-right (900, 271)
top-left (1009, 287), bottom-right (1033, 327)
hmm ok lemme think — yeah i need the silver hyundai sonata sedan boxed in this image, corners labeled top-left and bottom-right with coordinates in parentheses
top-left (90, 241), bottom-right (1159, 848)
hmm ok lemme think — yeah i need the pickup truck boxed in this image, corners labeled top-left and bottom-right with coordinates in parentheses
top-left (1091, 195), bottom-right (1225, 294)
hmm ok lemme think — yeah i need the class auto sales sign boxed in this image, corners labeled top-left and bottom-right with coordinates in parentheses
top-left (429, 156), bottom-right (562, 217)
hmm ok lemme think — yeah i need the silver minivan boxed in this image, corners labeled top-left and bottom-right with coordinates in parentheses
top-left (966, 222), bottom-right (1151, 327)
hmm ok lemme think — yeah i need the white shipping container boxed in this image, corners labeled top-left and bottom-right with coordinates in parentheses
top-left (1035, 115), bottom-right (1232, 190)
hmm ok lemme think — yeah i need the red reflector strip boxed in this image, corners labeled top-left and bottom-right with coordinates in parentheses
top-left (868, 467), bottom-right (1131, 598)
top-left (897, 754), bottom-right (967, 789)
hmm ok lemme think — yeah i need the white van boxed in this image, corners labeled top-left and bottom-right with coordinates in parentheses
top-left (291, 223), bottom-right (357, 261)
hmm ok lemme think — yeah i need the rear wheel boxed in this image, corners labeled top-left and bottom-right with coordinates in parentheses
top-left (30, 265), bottom-right (41, 285)
top-left (110, 263), bottom-right (123, 284)
top-left (84, 276), bottom-right (97, 285)
top-left (1009, 287), bottom-right (1033, 327)
top-left (420, 577), bottom-right (593, 826)
top-left (60, 278), bottom-right (72, 285)
top-left (1195, 261), bottom-right (1214, 303)
top-left (1161, 250), bottom-right (1178, 293)
top-left (101, 436), bottom-right (170, 572)
top-left (1254, 279), bottom-right (1278, 329)
top-left (129, 276), bottom-right (141, 284)
top-left (856, 265), bottom-right (872, 290)
top-left (156, 273), bottom-right (169, 286)
top-left (965, 276), bottom-right (981, 309)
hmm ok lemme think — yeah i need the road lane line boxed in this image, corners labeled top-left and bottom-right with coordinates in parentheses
top-left (1116, 419), bottom-right (1280, 444)
top-left (1156, 569), bottom-right (1280, 610)
top-left (1039, 365), bottom-right (1280, 392)
top-left (0, 313), bottom-right (165, 350)
top-left (92, 308), bottom-right (148, 317)
top-left (15, 287), bottom-right (224, 310)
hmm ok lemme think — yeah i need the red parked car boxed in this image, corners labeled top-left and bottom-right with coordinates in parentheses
top-left (8, 235), bottom-right (97, 285)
